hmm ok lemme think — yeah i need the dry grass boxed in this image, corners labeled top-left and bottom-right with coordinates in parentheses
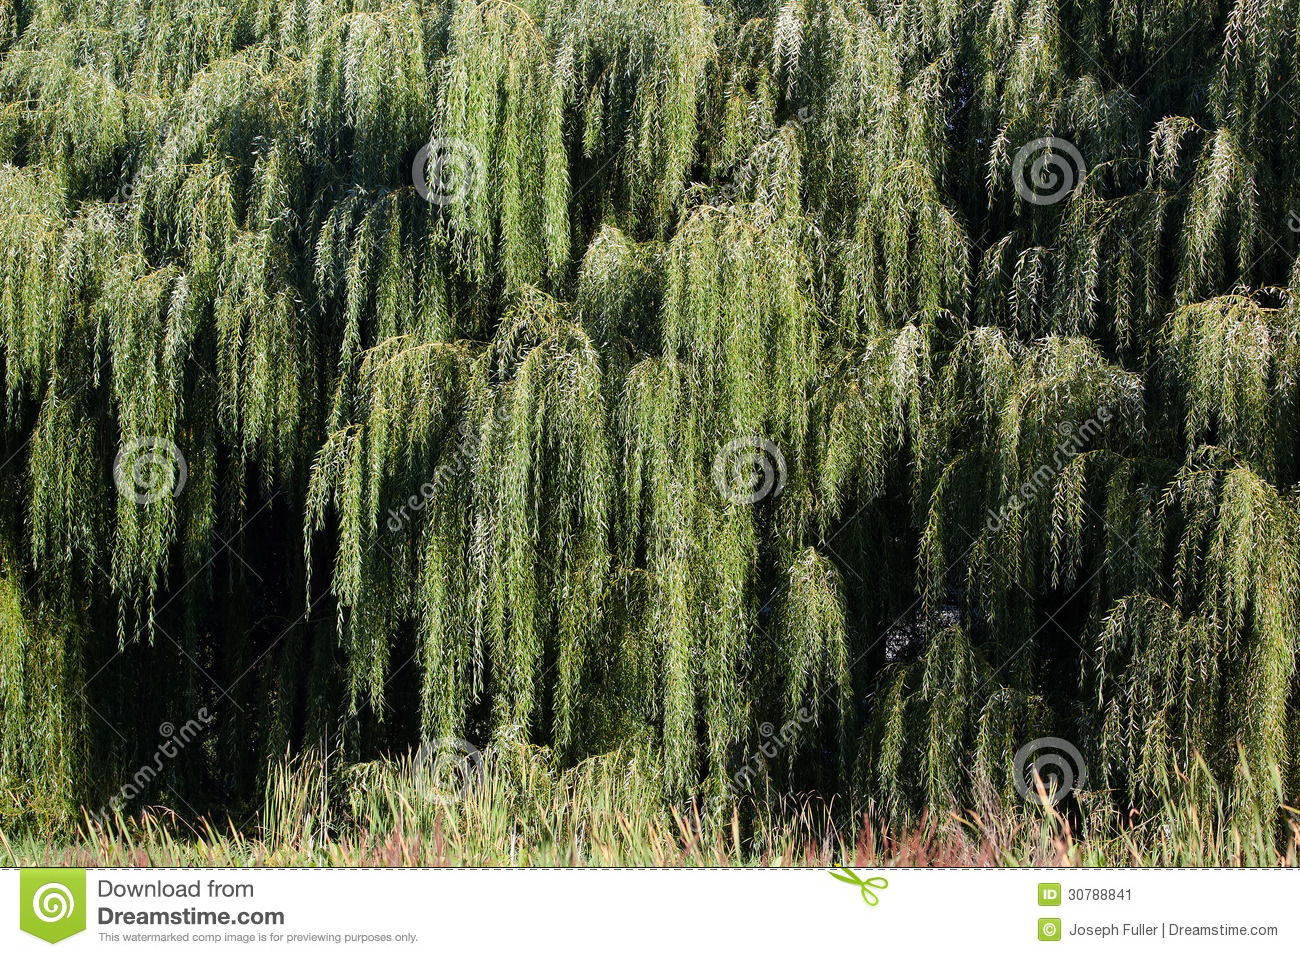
top-left (3, 745), bottom-right (1298, 867)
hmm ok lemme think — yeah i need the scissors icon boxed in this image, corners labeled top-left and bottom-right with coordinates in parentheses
top-left (829, 867), bottom-right (889, 906)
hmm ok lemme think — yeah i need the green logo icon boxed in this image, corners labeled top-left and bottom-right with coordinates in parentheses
top-left (19, 869), bottom-right (86, 943)
top-left (1039, 917), bottom-right (1062, 941)
top-left (1038, 882), bottom-right (1061, 905)
top-left (828, 867), bottom-right (889, 907)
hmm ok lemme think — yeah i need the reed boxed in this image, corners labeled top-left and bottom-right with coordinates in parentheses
top-left (3, 746), bottom-right (1296, 868)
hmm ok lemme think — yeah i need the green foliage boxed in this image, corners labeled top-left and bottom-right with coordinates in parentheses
top-left (0, 0), bottom-right (1299, 839)
top-left (0, 565), bottom-right (84, 833)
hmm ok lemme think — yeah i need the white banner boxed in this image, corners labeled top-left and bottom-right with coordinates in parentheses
top-left (3, 867), bottom-right (1294, 955)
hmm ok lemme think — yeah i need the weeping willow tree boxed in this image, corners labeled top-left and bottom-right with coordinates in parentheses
top-left (1, 0), bottom-right (1299, 836)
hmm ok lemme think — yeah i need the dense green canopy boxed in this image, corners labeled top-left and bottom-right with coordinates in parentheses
top-left (1, 0), bottom-right (1298, 832)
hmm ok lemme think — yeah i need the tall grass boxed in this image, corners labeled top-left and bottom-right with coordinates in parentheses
top-left (2, 746), bottom-right (1297, 867)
